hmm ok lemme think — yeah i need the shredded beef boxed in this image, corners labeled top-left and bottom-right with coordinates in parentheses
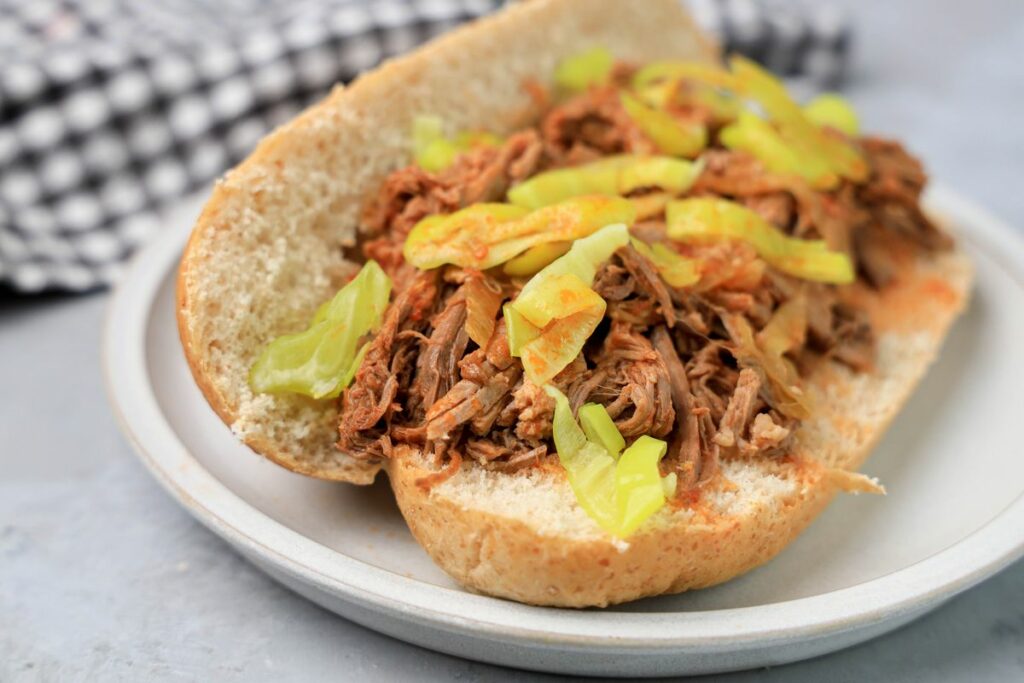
top-left (854, 223), bottom-right (900, 287)
top-left (425, 365), bottom-right (521, 441)
top-left (567, 322), bottom-right (675, 439)
top-left (336, 69), bottom-right (950, 497)
top-left (362, 166), bottom-right (460, 243)
top-left (859, 136), bottom-right (952, 251)
top-left (713, 368), bottom-right (761, 450)
top-left (408, 287), bottom-right (470, 417)
top-left (593, 260), bottom-right (636, 302)
top-left (458, 129), bottom-right (545, 206)
top-left (830, 302), bottom-right (874, 372)
top-left (541, 87), bottom-right (654, 163)
top-left (511, 380), bottom-right (554, 441)
top-left (695, 149), bottom-right (864, 261)
top-left (359, 130), bottom-right (545, 282)
top-left (466, 432), bottom-right (546, 472)
top-left (337, 270), bottom-right (441, 458)
top-left (651, 326), bottom-right (710, 486)
top-left (742, 193), bottom-right (795, 229)
top-left (617, 245), bottom-right (677, 328)
top-left (766, 274), bottom-right (876, 371)
top-left (686, 342), bottom-right (740, 424)
top-left (363, 129), bottom-right (544, 240)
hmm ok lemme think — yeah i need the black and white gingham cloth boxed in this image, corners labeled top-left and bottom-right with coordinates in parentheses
top-left (0, 0), bottom-right (850, 293)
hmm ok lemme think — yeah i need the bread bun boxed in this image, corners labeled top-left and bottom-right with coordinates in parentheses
top-left (177, 0), bottom-right (973, 606)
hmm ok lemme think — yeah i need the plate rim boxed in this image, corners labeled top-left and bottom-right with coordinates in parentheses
top-left (103, 184), bottom-right (1024, 654)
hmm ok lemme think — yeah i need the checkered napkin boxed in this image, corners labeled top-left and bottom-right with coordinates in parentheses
top-left (0, 0), bottom-right (850, 293)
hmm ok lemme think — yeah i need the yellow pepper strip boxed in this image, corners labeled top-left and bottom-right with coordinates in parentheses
top-left (514, 223), bottom-right (630, 327)
top-left (635, 80), bottom-right (676, 109)
top-left (416, 140), bottom-right (460, 173)
top-left (681, 82), bottom-right (743, 122)
top-left (403, 203), bottom-right (527, 270)
top-left (631, 58), bottom-right (864, 181)
top-left (404, 197), bottom-right (635, 271)
top-left (632, 61), bottom-right (739, 91)
top-left (511, 224), bottom-right (630, 383)
top-left (413, 115), bottom-right (460, 172)
top-left (618, 156), bottom-right (702, 194)
top-left (454, 130), bottom-right (503, 148)
top-left (634, 72), bottom-right (741, 124)
top-left (544, 385), bottom-right (621, 532)
top-left (519, 303), bottom-right (605, 386)
top-left (630, 237), bottom-right (701, 288)
top-left (661, 472), bottom-right (678, 499)
top-left (412, 115), bottom-right (501, 172)
top-left (620, 92), bottom-right (707, 158)
top-left (503, 241), bottom-right (572, 277)
top-left (249, 261), bottom-right (392, 399)
top-left (507, 155), bottom-right (701, 210)
top-left (728, 55), bottom-right (867, 182)
top-left (502, 303), bottom-right (541, 356)
top-left (515, 272), bottom-right (603, 330)
top-left (632, 192), bottom-right (673, 221)
top-left (413, 115), bottom-right (444, 159)
top-left (579, 402), bottom-right (626, 458)
top-left (546, 386), bottom-right (675, 537)
top-left (666, 197), bottom-right (855, 284)
top-left (720, 110), bottom-right (839, 189)
top-left (803, 93), bottom-right (859, 136)
top-left (615, 435), bottom-right (670, 537)
top-left (722, 312), bottom-right (812, 420)
top-left (486, 197), bottom-right (631, 268)
top-left (554, 46), bottom-right (615, 92)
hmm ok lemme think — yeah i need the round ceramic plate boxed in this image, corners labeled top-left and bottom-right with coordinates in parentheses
top-left (104, 185), bottom-right (1024, 678)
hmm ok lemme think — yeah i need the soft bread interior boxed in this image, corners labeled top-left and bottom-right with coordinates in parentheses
top-left (176, 0), bottom-right (717, 483)
top-left (389, 249), bottom-right (973, 606)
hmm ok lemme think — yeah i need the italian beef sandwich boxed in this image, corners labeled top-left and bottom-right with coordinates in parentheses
top-left (177, 0), bottom-right (972, 607)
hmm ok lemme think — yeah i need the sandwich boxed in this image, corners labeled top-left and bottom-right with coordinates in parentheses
top-left (177, 0), bottom-right (972, 607)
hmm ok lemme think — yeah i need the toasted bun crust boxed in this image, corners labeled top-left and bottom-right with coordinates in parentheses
top-left (176, 0), bottom-right (716, 483)
top-left (177, 0), bottom-right (975, 607)
top-left (389, 249), bottom-right (973, 606)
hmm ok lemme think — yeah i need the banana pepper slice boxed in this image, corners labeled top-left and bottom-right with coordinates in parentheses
top-left (404, 196), bottom-right (635, 271)
top-left (546, 386), bottom-right (675, 538)
top-left (249, 261), bottom-right (391, 399)
top-left (666, 197), bottom-right (855, 284)
top-left (509, 223), bottom-right (630, 384)
top-left (508, 155), bottom-right (702, 210)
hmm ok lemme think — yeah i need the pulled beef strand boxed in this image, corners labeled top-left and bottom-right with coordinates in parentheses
top-left (651, 326), bottom-right (709, 487)
top-left (713, 368), bottom-right (761, 450)
top-left (408, 287), bottom-right (470, 416)
top-left (425, 366), bottom-right (522, 441)
top-left (617, 245), bottom-right (677, 328)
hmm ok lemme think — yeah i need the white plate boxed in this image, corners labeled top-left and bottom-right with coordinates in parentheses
top-left (103, 185), bottom-right (1024, 678)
